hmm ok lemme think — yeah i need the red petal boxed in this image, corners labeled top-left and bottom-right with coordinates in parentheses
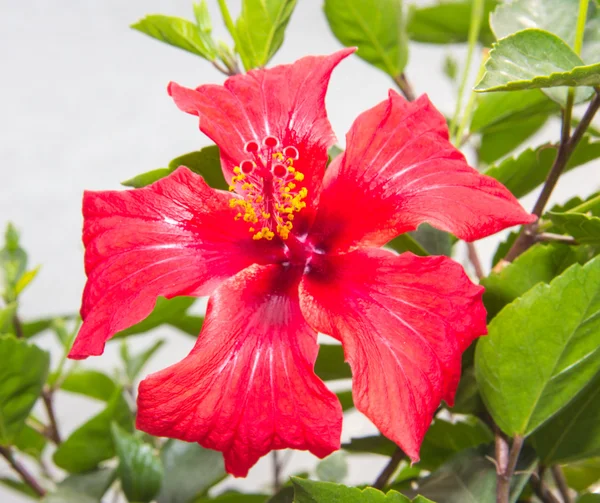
top-left (300, 248), bottom-right (486, 461)
top-left (308, 91), bottom-right (536, 252)
top-left (69, 167), bottom-right (283, 359)
top-left (137, 264), bottom-right (342, 477)
top-left (168, 49), bottom-right (353, 232)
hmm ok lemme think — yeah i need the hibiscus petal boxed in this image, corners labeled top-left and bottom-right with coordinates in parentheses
top-left (69, 167), bottom-right (282, 359)
top-left (136, 264), bottom-right (342, 477)
top-left (308, 91), bottom-right (536, 252)
top-left (299, 248), bottom-right (486, 461)
top-left (168, 49), bottom-right (353, 230)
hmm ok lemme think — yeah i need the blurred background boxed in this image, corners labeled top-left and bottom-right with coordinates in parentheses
top-left (1, 0), bottom-right (599, 501)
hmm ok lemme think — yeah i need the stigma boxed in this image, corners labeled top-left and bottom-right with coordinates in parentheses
top-left (228, 136), bottom-right (307, 241)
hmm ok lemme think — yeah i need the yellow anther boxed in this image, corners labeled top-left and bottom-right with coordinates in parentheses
top-left (287, 182), bottom-right (296, 190)
top-left (233, 166), bottom-right (241, 174)
top-left (249, 227), bottom-right (255, 232)
top-left (255, 195), bottom-right (264, 203)
top-left (228, 185), bottom-right (235, 191)
top-left (235, 213), bottom-right (242, 221)
top-left (284, 187), bottom-right (291, 193)
top-left (287, 214), bottom-right (294, 221)
top-left (294, 172), bottom-right (304, 181)
top-left (262, 211), bottom-right (271, 219)
top-left (242, 183), bottom-right (253, 191)
top-left (288, 166), bottom-right (296, 173)
top-left (253, 231), bottom-right (263, 240)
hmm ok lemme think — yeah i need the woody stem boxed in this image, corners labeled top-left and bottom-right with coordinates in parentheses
top-left (372, 447), bottom-right (405, 489)
top-left (504, 90), bottom-right (600, 262)
top-left (0, 446), bottom-right (46, 497)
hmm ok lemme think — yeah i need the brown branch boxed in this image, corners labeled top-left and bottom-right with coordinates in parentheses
top-left (495, 429), bottom-right (524, 503)
top-left (467, 242), bottom-right (485, 279)
top-left (0, 446), bottom-right (46, 497)
top-left (41, 387), bottom-right (61, 444)
top-left (530, 469), bottom-right (561, 503)
top-left (373, 447), bottom-right (406, 490)
top-left (505, 91), bottom-right (600, 262)
top-left (393, 73), bottom-right (416, 102)
top-left (272, 451), bottom-right (282, 492)
top-left (535, 232), bottom-right (578, 245)
top-left (12, 314), bottom-right (24, 338)
top-left (551, 465), bottom-right (573, 503)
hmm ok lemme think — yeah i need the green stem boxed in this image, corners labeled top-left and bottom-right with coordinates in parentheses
top-left (569, 192), bottom-right (600, 214)
top-left (217, 0), bottom-right (241, 52)
top-left (456, 55), bottom-right (487, 147)
top-left (574, 0), bottom-right (590, 56)
top-left (449, 0), bottom-right (484, 142)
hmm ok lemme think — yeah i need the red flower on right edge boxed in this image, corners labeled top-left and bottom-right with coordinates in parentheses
top-left (70, 50), bottom-right (536, 477)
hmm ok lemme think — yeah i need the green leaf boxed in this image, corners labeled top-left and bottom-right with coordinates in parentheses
top-left (344, 417), bottom-right (492, 471)
top-left (316, 451), bottom-right (348, 483)
top-left (53, 389), bottom-right (133, 473)
top-left (490, 0), bottom-right (600, 65)
top-left (443, 54), bottom-right (458, 82)
top-left (121, 339), bottom-right (165, 382)
top-left (343, 435), bottom-right (396, 457)
top-left (470, 89), bottom-right (557, 134)
top-left (450, 366), bottom-right (483, 415)
top-left (417, 417), bottom-right (493, 471)
top-left (14, 424), bottom-right (46, 459)
top-left (123, 146), bottom-right (227, 191)
top-left (563, 458), bottom-right (600, 491)
top-left (168, 147), bottom-right (227, 190)
top-left (475, 257), bottom-right (600, 436)
top-left (314, 344), bottom-right (351, 381)
top-left (122, 167), bottom-right (172, 188)
top-left (1, 224), bottom-right (28, 302)
top-left (328, 145), bottom-right (344, 164)
top-left (406, 0), bottom-right (497, 45)
top-left (475, 29), bottom-right (596, 104)
top-left (578, 496), bottom-right (600, 503)
top-left (235, 0), bottom-right (297, 70)
top-left (409, 224), bottom-right (452, 257)
top-left (55, 468), bottom-right (117, 502)
top-left (532, 371), bottom-right (600, 464)
top-left (59, 369), bottom-right (116, 402)
top-left (324, 0), bottom-right (407, 77)
top-left (413, 446), bottom-right (535, 503)
top-left (0, 302), bottom-right (16, 334)
top-left (0, 336), bottom-right (49, 445)
top-left (336, 390), bottom-right (354, 411)
top-left (116, 296), bottom-right (196, 338)
top-left (157, 439), bottom-right (226, 503)
top-left (195, 494), bottom-right (269, 503)
top-left (482, 243), bottom-right (579, 319)
top-left (0, 477), bottom-right (41, 499)
top-left (131, 11), bottom-right (217, 61)
top-left (43, 488), bottom-right (97, 503)
top-left (169, 314), bottom-right (204, 336)
top-left (112, 424), bottom-right (163, 503)
top-left (548, 211), bottom-right (600, 244)
top-left (14, 266), bottom-right (40, 297)
top-left (484, 136), bottom-right (600, 199)
top-left (479, 112), bottom-right (549, 165)
top-left (291, 478), bottom-right (413, 502)
top-left (385, 234), bottom-right (429, 256)
top-left (21, 317), bottom-right (54, 339)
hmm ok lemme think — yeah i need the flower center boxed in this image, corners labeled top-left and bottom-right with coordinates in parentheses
top-left (228, 136), bottom-right (307, 241)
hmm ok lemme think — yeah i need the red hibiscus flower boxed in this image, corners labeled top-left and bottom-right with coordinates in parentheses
top-left (69, 48), bottom-right (535, 477)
